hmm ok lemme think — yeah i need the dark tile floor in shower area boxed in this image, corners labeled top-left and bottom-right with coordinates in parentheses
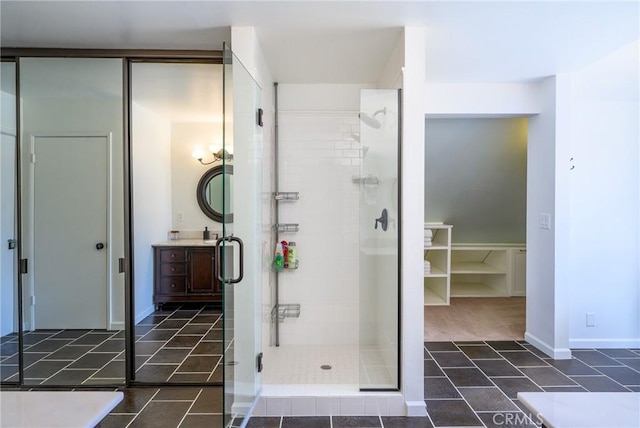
top-left (0, 303), bottom-right (223, 384)
top-left (247, 341), bottom-right (640, 428)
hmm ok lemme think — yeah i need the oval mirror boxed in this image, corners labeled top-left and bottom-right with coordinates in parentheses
top-left (196, 164), bottom-right (233, 223)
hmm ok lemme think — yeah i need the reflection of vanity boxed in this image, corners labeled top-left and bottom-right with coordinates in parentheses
top-left (152, 240), bottom-right (222, 308)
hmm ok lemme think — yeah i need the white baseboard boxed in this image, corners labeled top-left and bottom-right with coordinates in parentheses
top-left (109, 321), bottom-right (125, 331)
top-left (135, 305), bottom-right (156, 324)
top-left (569, 338), bottom-right (640, 349)
top-left (525, 332), bottom-right (572, 359)
top-left (406, 400), bottom-right (427, 417)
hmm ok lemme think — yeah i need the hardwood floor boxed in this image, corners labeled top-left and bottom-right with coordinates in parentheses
top-left (425, 297), bottom-right (525, 342)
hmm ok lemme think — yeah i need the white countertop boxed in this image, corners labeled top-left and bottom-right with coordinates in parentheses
top-left (153, 239), bottom-right (218, 247)
top-left (0, 391), bottom-right (124, 428)
top-left (518, 392), bottom-right (640, 428)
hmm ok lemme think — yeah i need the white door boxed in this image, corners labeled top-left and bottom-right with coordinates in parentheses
top-left (33, 135), bottom-right (108, 329)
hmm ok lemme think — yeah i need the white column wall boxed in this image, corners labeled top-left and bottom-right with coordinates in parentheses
top-left (401, 26), bottom-right (427, 416)
top-left (525, 76), bottom-right (572, 358)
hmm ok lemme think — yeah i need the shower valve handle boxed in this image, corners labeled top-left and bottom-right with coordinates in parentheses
top-left (374, 209), bottom-right (388, 231)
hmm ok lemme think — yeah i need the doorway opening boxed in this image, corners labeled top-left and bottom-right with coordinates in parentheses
top-left (424, 118), bottom-right (528, 343)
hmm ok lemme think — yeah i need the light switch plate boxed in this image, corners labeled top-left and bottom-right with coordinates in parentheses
top-left (539, 213), bottom-right (551, 229)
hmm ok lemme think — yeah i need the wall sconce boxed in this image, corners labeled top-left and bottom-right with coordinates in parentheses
top-left (192, 145), bottom-right (234, 165)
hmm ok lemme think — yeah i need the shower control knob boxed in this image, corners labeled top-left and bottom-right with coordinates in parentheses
top-left (96, 243), bottom-right (105, 250)
top-left (374, 209), bottom-right (389, 231)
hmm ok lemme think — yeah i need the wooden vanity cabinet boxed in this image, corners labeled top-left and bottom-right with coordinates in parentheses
top-left (153, 245), bottom-right (222, 308)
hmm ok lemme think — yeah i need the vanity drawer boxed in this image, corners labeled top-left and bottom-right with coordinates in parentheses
top-left (160, 263), bottom-right (186, 276)
top-left (160, 249), bottom-right (186, 262)
top-left (159, 277), bottom-right (187, 294)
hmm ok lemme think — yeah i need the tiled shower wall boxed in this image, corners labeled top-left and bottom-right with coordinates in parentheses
top-left (270, 110), bottom-right (363, 346)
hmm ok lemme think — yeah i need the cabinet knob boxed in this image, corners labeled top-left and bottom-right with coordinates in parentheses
top-left (171, 267), bottom-right (176, 272)
top-left (171, 283), bottom-right (176, 288)
top-left (171, 253), bottom-right (175, 258)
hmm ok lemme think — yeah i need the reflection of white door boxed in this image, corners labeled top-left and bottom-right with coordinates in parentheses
top-left (33, 135), bottom-right (108, 329)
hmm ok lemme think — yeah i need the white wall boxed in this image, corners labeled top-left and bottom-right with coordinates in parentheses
top-left (425, 83), bottom-right (540, 117)
top-left (425, 118), bottom-right (528, 244)
top-left (170, 122), bottom-right (223, 234)
top-left (276, 84), bottom-right (364, 346)
top-left (567, 41), bottom-right (640, 348)
top-left (131, 102), bottom-right (172, 321)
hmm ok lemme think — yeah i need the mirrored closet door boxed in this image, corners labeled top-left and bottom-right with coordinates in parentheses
top-left (130, 60), bottom-right (225, 384)
top-left (19, 58), bottom-right (125, 386)
top-left (0, 60), bottom-right (19, 383)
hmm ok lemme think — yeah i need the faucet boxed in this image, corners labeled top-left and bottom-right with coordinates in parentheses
top-left (374, 208), bottom-right (388, 231)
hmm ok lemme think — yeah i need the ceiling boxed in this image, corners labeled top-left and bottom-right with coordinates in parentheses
top-left (1, 1), bottom-right (638, 84)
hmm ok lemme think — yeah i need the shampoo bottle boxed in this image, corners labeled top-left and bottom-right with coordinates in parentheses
top-left (281, 240), bottom-right (289, 268)
top-left (274, 242), bottom-right (284, 270)
top-left (287, 241), bottom-right (296, 268)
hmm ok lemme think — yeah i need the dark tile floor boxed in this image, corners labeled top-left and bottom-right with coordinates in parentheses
top-left (4, 337), bottom-right (640, 427)
top-left (247, 341), bottom-right (640, 428)
top-left (0, 303), bottom-right (223, 385)
top-left (101, 387), bottom-right (225, 428)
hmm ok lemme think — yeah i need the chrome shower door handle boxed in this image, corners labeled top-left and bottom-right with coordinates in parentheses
top-left (374, 208), bottom-right (388, 231)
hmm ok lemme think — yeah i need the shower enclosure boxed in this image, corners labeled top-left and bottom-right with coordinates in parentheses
top-left (264, 87), bottom-right (400, 395)
top-left (358, 89), bottom-right (400, 390)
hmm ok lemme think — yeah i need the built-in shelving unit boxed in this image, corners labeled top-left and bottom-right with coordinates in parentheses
top-left (423, 225), bottom-right (526, 306)
top-left (424, 223), bottom-right (452, 306)
top-left (450, 245), bottom-right (525, 298)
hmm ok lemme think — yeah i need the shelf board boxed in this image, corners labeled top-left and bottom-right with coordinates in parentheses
top-left (450, 282), bottom-right (508, 298)
top-left (451, 262), bottom-right (505, 274)
top-left (424, 266), bottom-right (447, 277)
top-left (424, 285), bottom-right (449, 306)
top-left (424, 245), bottom-right (448, 251)
top-left (424, 291), bottom-right (448, 306)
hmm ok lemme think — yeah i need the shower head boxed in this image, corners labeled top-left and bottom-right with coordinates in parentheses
top-left (350, 133), bottom-right (360, 142)
top-left (358, 107), bottom-right (387, 129)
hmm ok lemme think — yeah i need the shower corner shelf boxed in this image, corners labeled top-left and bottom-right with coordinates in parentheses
top-left (275, 223), bottom-right (300, 233)
top-left (273, 260), bottom-right (300, 271)
top-left (274, 191), bottom-right (300, 201)
top-left (271, 303), bottom-right (301, 322)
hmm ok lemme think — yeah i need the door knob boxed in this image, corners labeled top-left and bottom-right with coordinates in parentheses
top-left (96, 243), bottom-right (105, 250)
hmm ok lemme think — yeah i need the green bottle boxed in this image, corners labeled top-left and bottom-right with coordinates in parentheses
top-left (274, 242), bottom-right (284, 270)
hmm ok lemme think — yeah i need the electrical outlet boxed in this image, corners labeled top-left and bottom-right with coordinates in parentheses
top-left (586, 312), bottom-right (596, 327)
top-left (177, 212), bottom-right (184, 222)
top-left (539, 213), bottom-right (551, 230)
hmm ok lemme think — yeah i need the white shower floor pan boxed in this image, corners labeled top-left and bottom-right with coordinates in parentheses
top-left (254, 345), bottom-right (404, 417)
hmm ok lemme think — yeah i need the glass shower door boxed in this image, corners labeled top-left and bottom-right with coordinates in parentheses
top-left (358, 89), bottom-right (401, 390)
top-left (221, 43), bottom-right (262, 426)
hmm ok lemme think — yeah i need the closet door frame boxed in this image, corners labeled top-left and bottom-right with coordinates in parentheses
top-left (0, 48), bottom-right (223, 389)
